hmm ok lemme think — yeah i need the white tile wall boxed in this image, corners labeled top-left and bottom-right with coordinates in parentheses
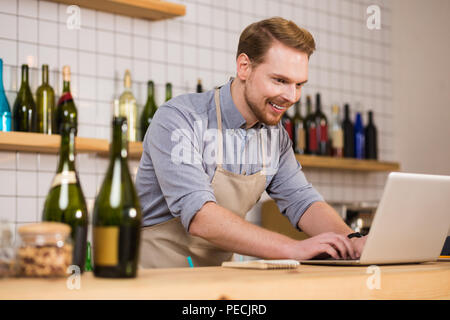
top-left (0, 0), bottom-right (394, 238)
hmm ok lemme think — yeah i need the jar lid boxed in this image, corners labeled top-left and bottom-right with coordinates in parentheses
top-left (18, 222), bottom-right (71, 236)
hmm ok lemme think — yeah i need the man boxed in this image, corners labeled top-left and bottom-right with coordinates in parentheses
top-left (136, 17), bottom-right (367, 268)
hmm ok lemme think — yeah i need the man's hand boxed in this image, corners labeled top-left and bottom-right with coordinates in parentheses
top-left (288, 232), bottom-right (359, 260)
top-left (350, 235), bottom-right (367, 258)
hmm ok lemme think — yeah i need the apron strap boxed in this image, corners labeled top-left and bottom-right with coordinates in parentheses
top-left (214, 88), bottom-right (223, 167)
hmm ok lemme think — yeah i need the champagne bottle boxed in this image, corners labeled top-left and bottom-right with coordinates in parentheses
top-left (42, 123), bottom-right (88, 273)
top-left (12, 64), bottom-right (37, 132)
top-left (165, 82), bottom-right (172, 101)
top-left (314, 93), bottom-right (329, 156)
top-left (354, 112), bottom-right (365, 159)
top-left (140, 81), bottom-right (158, 141)
top-left (93, 116), bottom-right (142, 278)
top-left (36, 64), bottom-right (55, 134)
top-left (55, 66), bottom-right (77, 134)
top-left (196, 79), bottom-right (203, 93)
top-left (292, 99), bottom-right (305, 154)
top-left (365, 110), bottom-right (378, 160)
top-left (330, 105), bottom-right (343, 158)
top-left (118, 70), bottom-right (137, 142)
top-left (0, 59), bottom-right (11, 132)
top-left (304, 95), bottom-right (318, 155)
top-left (342, 104), bottom-right (354, 158)
top-left (281, 111), bottom-right (294, 143)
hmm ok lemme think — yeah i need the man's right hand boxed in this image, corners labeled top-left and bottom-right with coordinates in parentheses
top-left (289, 232), bottom-right (359, 260)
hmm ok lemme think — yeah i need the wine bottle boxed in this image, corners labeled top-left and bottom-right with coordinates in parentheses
top-left (342, 104), bottom-right (354, 158)
top-left (196, 79), bottom-right (203, 93)
top-left (304, 95), bottom-right (318, 155)
top-left (165, 82), bottom-right (172, 101)
top-left (55, 66), bottom-right (77, 134)
top-left (281, 111), bottom-right (294, 143)
top-left (330, 104), bottom-right (343, 158)
top-left (140, 80), bottom-right (158, 141)
top-left (93, 116), bottom-right (142, 278)
top-left (365, 110), bottom-right (378, 160)
top-left (12, 64), bottom-right (37, 132)
top-left (42, 123), bottom-right (88, 273)
top-left (292, 99), bottom-right (305, 154)
top-left (0, 59), bottom-right (11, 132)
top-left (84, 241), bottom-right (92, 272)
top-left (36, 64), bottom-right (55, 134)
top-left (314, 93), bottom-right (329, 156)
top-left (354, 112), bottom-right (365, 159)
top-left (118, 70), bottom-right (137, 142)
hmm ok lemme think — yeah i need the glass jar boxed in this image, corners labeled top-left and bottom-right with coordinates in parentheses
top-left (0, 220), bottom-right (15, 278)
top-left (16, 222), bottom-right (73, 277)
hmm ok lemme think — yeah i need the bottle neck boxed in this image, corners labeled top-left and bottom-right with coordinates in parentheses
top-left (110, 117), bottom-right (129, 161)
top-left (42, 66), bottom-right (49, 85)
top-left (147, 82), bottom-right (155, 100)
top-left (57, 128), bottom-right (76, 172)
top-left (368, 112), bottom-right (373, 124)
top-left (165, 84), bottom-right (172, 101)
top-left (294, 101), bottom-right (301, 116)
top-left (315, 94), bottom-right (321, 113)
top-left (21, 66), bottom-right (29, 87)
top-left (62, 80), bottom-right (71, 93)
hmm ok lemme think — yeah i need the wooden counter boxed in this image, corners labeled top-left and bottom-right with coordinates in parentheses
top-left (1, 262), bottom-right (449, 300)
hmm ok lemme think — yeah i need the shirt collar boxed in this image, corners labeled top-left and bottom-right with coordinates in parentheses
top-left (219, 78), bottom-right (264, 130)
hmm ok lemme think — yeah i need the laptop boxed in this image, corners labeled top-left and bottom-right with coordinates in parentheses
top-left (301, 172), bottom-right (450, 266)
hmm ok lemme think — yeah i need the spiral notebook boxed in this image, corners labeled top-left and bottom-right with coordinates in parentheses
top-left (221, 259), bottom-right (300, 270)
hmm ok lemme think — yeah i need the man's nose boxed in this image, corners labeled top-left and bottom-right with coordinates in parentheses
top-left (281, 84), bottom-right (298, 104)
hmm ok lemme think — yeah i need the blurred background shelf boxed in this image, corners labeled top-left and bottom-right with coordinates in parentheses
top-left (47, 0), bottom-right (186, 21)
top-left (0, 132), bottom-right (399, 171)
top-left (0, 132), bottom-right (143, 159)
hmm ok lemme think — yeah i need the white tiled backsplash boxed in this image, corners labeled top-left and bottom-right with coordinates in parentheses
top-left (0, 0), bottom-right (394, 240)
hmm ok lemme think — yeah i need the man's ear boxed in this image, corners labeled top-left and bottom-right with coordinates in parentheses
top-left (236, 53), bottom-right (252, 81)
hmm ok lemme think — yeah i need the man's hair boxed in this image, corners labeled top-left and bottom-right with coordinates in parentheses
top-left (236, 17), bottom-right (316, 66)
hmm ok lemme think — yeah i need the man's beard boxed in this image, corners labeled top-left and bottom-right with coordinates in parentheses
top-left (243, 86), bottom-right (283, 126)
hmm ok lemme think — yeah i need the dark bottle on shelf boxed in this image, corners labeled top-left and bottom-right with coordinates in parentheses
top-left (196, 79), bottom-right (203, 93)
top-left (304, 95), bottom-right (318, 155)
top-left (93, 116), bottom-right (142, 278)
top-left (36, 64), bottom-right (55, 134)
top-left (281, 111), bottom-right (294, 143)
top-left (342, 103), bottom-right (354, 158)
top-left (354, 112), bottom-right (365, 159)
top-left (140, 80), bottom-right (158, 141)
top-left (55, 66), bottom-right (77, 134)
top-left (0, 58), bottom-right (11, 132)
top-left (13, 64), bottom-right (37, 132)
top-left (314, 93), bottom-right (329, 156)
top-left (292, 99), bottom-right (305, 154)
top-left (42, 123), bottom-right (88, 273)
top-left (165, 82), bottom-right (172, 102)
top-left (365, 110), bottom-right (378, 160)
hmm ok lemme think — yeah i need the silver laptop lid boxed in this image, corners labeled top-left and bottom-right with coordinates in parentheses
top-left (360, 172), bottom-right (450, 264)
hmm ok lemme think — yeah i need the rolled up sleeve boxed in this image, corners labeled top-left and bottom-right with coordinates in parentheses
top-left (266, 128), bottom-right (324, 230)
top-left (147, 104), bottom-right (216, 231)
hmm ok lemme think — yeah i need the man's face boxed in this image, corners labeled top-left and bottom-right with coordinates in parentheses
top-left (242, 41), bottom-right (309, 126)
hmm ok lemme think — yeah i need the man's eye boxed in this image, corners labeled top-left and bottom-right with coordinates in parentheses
top-left (275, 78), bottom-right (285, 83)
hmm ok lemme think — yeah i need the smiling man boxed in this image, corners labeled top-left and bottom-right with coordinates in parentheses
top-left (136, 17), bottom-right (367, 268)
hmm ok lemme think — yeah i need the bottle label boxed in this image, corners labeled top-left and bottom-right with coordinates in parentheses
top-left (57, 92), bottom-right (73, 105)
top-left (296, 127), bottom-right (305, 151)
top-left (51, 171), bottom-right (77, 188)
top-left (308, 125), bottom-right (317, 151)
top-left (283, 120), bottom-right (293, 141)
top-left (94, 226), bottom-right (119, 266)
top-left (319, 120), bottom-right (328, 142)
top-left (332, 129), bottom-right (344, 149)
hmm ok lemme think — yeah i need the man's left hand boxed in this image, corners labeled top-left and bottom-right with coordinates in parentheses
top-left (350, 235), bottom-right (368, 259)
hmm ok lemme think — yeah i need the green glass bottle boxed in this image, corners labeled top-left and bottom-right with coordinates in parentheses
top-left (93, 116), bottom-right (142, 278)
top-left (84, 241), bottom-right (93, 272)
top-left (118, 70), bottom-right (138, 142)
top-left (12, 64), bottom-right (37, 132)
top-left (36, 64), bottom-right (55, 134)
top-left (55, 66), bottom-right (77, 134)
top-left (42, 123), bottom-right (88, 273)
top-left (165, 82), bottom-right (172, 102)
top-left (140, 80), bottom-right (158, 141)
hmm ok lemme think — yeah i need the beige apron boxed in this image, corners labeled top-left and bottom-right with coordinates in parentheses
top-left (139, 88), bottom-right (267, 268)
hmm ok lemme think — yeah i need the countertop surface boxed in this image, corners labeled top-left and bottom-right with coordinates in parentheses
top-left (1, 262), bottom-right (449, 300)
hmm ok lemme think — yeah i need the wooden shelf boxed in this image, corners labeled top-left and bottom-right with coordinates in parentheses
top-left (0, 132), bottom-right (400, 171)
top-left (47, 0), bottom-right (186, 21)
top-left (0, 131), bottom-right (143, 159)
top-left (296, 154), bottom-right (400, 172)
